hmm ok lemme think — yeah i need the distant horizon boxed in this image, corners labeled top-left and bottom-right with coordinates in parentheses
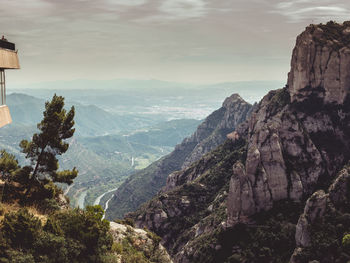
top-left (7, 78), bottom-right (285, 89)
top-left (6, 79), bottom-right (285, 105)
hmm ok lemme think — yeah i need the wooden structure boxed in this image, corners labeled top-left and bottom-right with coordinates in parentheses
top-left (0, 38), bottom-right (20, 128)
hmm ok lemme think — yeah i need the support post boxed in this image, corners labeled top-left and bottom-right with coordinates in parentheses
top-left (0, 70), bottom-right (4, 105)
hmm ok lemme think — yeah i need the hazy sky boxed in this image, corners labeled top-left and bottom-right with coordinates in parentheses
top-left (2, 0), bottom-right (350, 85)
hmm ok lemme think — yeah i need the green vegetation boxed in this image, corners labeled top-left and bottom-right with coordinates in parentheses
top-left (3, 93), bottom-right (199, 209)
top-left (218, 201), bottom-right (303, 263)
top-left (0, 95), bottom-right (169, 263)
top-left (0, 95), bottom-right (77, 207)
top-left (294, 206), bottom-right (350, 262)
top-left (311, 21), bottom-right (350, 49)
top-left (165, 190), bottom-right (303, 263)
top-left (0, 206), bottom-right (114, 263)
top-left (0, 95), bottom-right (115, 262)
top-left (267, 87), bottom-right (290, 115)
top-left (130, 139), bottom-right (248, 259)
top-left (20, 94), bottom-right (77, 197)
top-left (110, 222), bottom-right (168, 263)
top-left (292, 165), bottom-right (350, 263)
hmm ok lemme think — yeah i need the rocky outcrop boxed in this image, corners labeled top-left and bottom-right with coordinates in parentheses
top-left (106, 94), bottom-right (252, 219)
top-left (290, 164), bottom-right (350, 263)
top-left (294, 190), bottom-right (327, 248)
top-left (227, 22), bottom-right (350, 226)
top-left (226, 161), bottom-right (255, 223)
top-left (164, 95), bottom-right (253, 192)
top-left (181, 94), bottom-right (253, 169)
top-left (288, 21), bottom-right (350, 105)
top-left (109, 222), bottom-right (173, 263)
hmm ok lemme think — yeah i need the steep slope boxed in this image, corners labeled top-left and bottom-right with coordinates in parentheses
top-left (105, 94), bottom-right (253, 220)
top-left (129, 21), bottom-right (350, 263)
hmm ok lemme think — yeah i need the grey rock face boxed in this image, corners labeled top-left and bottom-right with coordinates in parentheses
top-left (227, 23), bottom-right (350, 226)
top-left (109, 222), bottom-right (173, 263)
top-left (181, 94), bottom-right (252, 169)
top-left (295, 190), bottom-right (327, 247)
top-left (288, 23), bottom-right (350, 105)
top-left (290, 165), bottom-right (350, 262)
top-left (227, 161), bottom-right (255, 225)
top-left (328, 167), bottom-right (350, 208)
top-left (164, 94), bottom-right (252, 192)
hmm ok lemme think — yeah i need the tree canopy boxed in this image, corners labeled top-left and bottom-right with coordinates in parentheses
top-left (0, 94), bottom-right (78, 203)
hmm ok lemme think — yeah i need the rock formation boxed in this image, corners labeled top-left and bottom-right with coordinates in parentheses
top-left (109, 222), bottom-right (173, 263)
top-left (290, 164), bottom-right (350, 263)
top-left (180, 94), bottom-right (254, 169)
top-left (227, 21), bottom-right (350, 225)
top-left (288, 21), bottom-right (350, 105)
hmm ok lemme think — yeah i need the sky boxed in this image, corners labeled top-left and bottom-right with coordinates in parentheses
top-left (1, 0), bottom-right (350, 85)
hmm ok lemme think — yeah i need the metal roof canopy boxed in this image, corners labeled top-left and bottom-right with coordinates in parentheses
top-left (0, 40), bottom-right (15, 51)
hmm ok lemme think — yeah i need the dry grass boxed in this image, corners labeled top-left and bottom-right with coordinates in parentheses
top-left (0, 201), bottom-right (48, 224)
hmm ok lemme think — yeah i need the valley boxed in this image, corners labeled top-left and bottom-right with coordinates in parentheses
top-left (2, 81), bottom-right (274, 210)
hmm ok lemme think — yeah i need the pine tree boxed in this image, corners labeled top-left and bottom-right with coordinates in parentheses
top-left (20, 94), bottom-right (78, 197)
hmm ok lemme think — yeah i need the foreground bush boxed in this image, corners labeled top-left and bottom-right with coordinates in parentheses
top-left (0, 205), bottom-right (113, 263)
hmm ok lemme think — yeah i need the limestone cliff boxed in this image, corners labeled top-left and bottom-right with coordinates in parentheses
top-left (288, 21), bottom-right (350, 105)
top-left (227, 21), bottom-right (350, 225)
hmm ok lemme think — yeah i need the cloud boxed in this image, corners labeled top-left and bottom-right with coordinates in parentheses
top-left (273, 0), bottom-right (350, 23)
top-left (105, 0), bottom-right (147, 6)
top-left (158, 0), bottom-right (208, 19)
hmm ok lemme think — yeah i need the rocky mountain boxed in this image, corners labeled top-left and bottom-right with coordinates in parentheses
top-left (105, 94), bottom-right (253, 220)
top-left (128, 21), bottom-right (350, 263)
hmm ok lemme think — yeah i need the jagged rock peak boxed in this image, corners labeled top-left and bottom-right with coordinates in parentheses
top-left (227, 21), bottom-right (350, 227)
top-left (222, 93), bottom-right (245, 108)
top-left (287, 21), bottom-right (350, 105)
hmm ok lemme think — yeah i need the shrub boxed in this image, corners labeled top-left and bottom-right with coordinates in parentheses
top-left (0, 204), bottom-right (4, 216)
top-left (40, 198), bottom-right (61, 213)
top-left (115, 218), bottom-right (135, 227)
top-left (47, 205), bottom-right (113, 260)
top-left (3, 250), bottom-right (35, 263)
top-left (2, 208), bottom-right (42, 249)
top-left (342, 234), bottom-right (350, 250)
